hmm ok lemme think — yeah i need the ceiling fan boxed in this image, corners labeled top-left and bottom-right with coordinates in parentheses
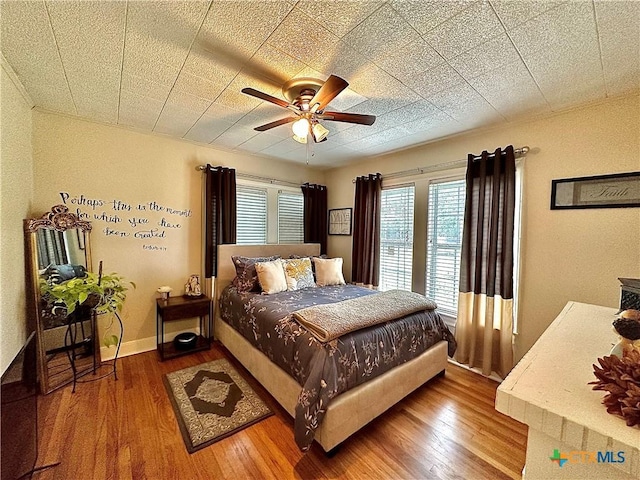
top-left (241, 75), bottom-right (376, 144)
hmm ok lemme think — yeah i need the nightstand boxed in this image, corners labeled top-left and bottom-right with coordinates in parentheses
top-left (156, 296), bottom-right (212, 360)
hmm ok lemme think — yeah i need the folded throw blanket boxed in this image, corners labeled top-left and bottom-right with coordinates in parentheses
top-left (292, 289), bottom-right (437, 342)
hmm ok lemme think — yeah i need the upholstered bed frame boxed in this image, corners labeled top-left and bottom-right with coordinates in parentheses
top-left (213, 243), bottom-right (448, 452)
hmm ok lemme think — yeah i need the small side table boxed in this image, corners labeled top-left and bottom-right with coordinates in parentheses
top-left (156, 295), bottom-right (212, 360)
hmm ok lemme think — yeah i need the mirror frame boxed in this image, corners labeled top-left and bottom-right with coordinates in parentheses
top-left (24, 205), bottom-right (97, 394)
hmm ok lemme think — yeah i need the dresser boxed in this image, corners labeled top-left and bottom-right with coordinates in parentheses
top-left (496, 301), bottom-right (639, 480)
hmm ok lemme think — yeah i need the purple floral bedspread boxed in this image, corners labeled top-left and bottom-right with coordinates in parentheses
top-left (219, 284), bottom-right (456, 451)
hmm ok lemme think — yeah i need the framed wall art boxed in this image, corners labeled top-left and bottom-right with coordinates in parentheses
top-left (328, 208), bottom-right (352, 235)
top-left (550, 171), bottom-right (640, 210)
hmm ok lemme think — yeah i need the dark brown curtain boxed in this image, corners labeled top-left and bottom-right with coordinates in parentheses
top-left (352, 173), bottom-right (382, 287)
top-left (301, 183), bottom-right (328, 254)
top-left (205, 165), bottom-right (236, 278)
top-left (454, 146), bottom-right (516, 378)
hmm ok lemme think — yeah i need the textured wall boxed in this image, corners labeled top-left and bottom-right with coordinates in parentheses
top-left (31, 112), bottom-right (325, 356)
top-left (324, 94), bottom-right (640, 362)
top-left (0, 64), bottom-right (34, 373)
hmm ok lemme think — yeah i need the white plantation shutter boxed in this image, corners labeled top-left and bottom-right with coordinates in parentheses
top-left (379, 185), bottom-right (415, 291)
top-left (236, 185), bottom-right (267, 244)
top-left (426, 179), bottom-right (466, 316)
top-left (277, 191), bottom-right (303, 243)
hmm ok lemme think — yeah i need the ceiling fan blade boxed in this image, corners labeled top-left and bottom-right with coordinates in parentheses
top-left (241, 88), bottom-right (291, 109)
top-left (309, 75), bottom-right (349, 112)
top-left (254, 116), bottom-right (296, 132)
top-left (317, 111), bottom-right (376, 126)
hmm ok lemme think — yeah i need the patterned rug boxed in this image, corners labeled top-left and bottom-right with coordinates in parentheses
top-left (163, 358), bottom-right (273, 453)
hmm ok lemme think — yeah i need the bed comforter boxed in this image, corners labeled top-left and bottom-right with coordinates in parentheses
top-left (219, 284), bottom-right (456, 451)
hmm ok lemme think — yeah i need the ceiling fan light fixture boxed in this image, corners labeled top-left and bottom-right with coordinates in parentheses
top-left (312, 122), bottom-right (329, 142)
top-left (292, 118), bottom-right (310, 137)
top-left (292, 133), bottom-right (307, 144)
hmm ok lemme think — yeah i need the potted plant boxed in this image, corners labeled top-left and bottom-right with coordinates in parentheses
top-left (40, 271), bottom-right (135, 347)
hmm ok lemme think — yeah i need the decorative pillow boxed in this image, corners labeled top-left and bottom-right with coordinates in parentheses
top-left (282, 258), bottom-right (315, 291)
top-left (41, 264), bottom-right (87, 284)
top-left (313, 257), bottom-right (346, 287)
top-left (232, 255), bottom-right (280, 292)
top-left (255, 259), bottom-right (288, 295)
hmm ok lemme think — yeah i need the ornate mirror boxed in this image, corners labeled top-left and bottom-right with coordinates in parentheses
top-left (24, 205), bottom-right (99, 394)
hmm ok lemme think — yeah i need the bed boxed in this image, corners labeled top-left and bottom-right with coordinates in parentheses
top-left (213, 243), bottom-right (456, 452)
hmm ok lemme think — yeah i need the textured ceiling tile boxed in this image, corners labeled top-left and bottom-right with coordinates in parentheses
top-left (122, 51), bottom-right (182, 86)
top-left (374, 100), bottom-right (445, 130)
top-left (427, 83), bottom-right (486, 110)
top-left (121, 73), bottom-right (172, 102)
top-left (46, 1), bottom-right (125, 67)
top-left (154, 102), bottom-right (205, 137)
top-left (341, 4), bottom-right (420, 61)
top-left (376, 38), bottom-right (444, 80)
top-left (261, 139), bottom-right (301, 156)
top-left (203, 102), bottom-right (247, 123)
top-left (182, 47), bottom-right (239, 86)
top-left (1, 1), bottom-right (74, 111)
top-left (23, 82), bottom-right (76, 115)
top-left (46, 0), bottom-right (125, 124)
top-left (403, 63), bottom-right (467, 99)
top-left (247, 43), bottom-right (306, 86)
top-left (424, 1), bottom-right (505, 59)
top-left (448, 34), bottom-right (521, 79)
top-left (198, 1), bottom-right (293, 65)
top-left (173, 71), bottom-right (227, 102)
top-left (184, 114), bottom-right (233, 144)
top-left (118, 90), bottom-right (164, 130)
top-left (267, 8), bottom-right (341, 66)
top-left (512, 2), bottom-right (606, 109)
top-left (325, 88), bottom-right (368, 112)
top-left (212, 125), bottom-right (259, 148)
top-left (345, 97), bottom-right (412, 117)
top-left (164, 89), bottom-right (211, 115)
top-left (349, 64), bottom-right (409, 99)
top-left (443, 95), bottom-right (503, 126)
top-left (468, 60), bottom-right (551, 120)
top-left (389, 0), bottom-right (475, 35)
top-left (491, 0), bottom-right (566, 30)
top-left (595, 0), bottom-right (640, 96)
top-left (236, 133), bottom-right (284, 153)
top-left (312, 41), bottom-right (370, 82)
top-left (296, 0), bottom-right (383, 38)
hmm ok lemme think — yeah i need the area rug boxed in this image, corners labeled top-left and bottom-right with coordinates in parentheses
top-left (163, 358), bottom-right (273, 453)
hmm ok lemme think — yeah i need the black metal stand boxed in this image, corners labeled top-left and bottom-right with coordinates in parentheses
top-left (67, 311), bottom-right (123, 393)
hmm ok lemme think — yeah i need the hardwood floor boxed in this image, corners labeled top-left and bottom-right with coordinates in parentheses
top-left (36, 344), bottom-right (527, 480)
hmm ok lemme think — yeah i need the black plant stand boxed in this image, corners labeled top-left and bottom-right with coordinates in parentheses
top-left (66, 310), bottom-right (123, 393)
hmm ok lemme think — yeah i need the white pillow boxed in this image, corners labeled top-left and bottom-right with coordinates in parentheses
top-left (313, 257), bottom-right (346, 287)
top-left (255, 259), bottom-right (288, 294)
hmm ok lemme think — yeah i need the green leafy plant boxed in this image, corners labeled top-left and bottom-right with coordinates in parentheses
top-left (40, 272), bottom-right (135, 347)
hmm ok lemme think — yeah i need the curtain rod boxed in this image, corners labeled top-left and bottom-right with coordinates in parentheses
top-left (354, 146), bottom-right (530, 183)
top-left (195, 165), bottom-right (304, 189)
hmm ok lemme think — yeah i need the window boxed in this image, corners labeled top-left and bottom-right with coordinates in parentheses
top-left (236, 185), bottom-right (267, 244)
top-left (426, 179), bottom-right (465, 317)
top-left (277, 191), bottom-right (303, 243)
top-left (379, 185), bottom-right (415, 291)
top-left (236, 183), bottom-right (304, 245)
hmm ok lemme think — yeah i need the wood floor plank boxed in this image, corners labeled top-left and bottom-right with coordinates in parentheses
top-left (35, 343), bottom-right (527, 479)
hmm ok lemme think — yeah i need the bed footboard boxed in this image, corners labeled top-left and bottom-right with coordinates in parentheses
top-left (215, 315), bottom-right (448, 451)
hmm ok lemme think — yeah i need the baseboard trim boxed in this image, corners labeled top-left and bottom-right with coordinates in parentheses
top-left (100, 328), bottom-right (200, 361)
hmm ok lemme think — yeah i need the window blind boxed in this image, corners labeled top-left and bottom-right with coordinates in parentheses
top-left (379, 185), bottom-right (415, 291)
top-left (426, 179), bottom-right (466, 316)
top-left (277, 191), bottom-right (303, 243)
top-left (236, 185), bottom-right (267, 244)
